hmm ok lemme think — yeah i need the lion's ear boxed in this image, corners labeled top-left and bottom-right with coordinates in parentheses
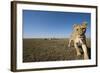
top-left (82, 22), bottom-right (87, 28)
top-left (73, 24), bottom-right (77, 28)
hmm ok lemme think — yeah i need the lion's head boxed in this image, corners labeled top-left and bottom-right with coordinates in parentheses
top-left (73, 22), bottom-right (87, 36)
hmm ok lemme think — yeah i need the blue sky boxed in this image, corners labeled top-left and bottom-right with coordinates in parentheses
top-left (23, 10), bottom-right (91, 38)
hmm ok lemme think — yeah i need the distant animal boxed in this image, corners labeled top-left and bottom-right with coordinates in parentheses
top-left (68, 22), bottom-right (89, 59)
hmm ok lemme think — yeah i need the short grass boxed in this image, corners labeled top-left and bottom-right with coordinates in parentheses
top-left (23, 38), bottom-right (91, 62)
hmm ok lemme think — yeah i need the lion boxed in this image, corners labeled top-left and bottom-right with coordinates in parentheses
top-left (68, 22), bottom-right (89, 59)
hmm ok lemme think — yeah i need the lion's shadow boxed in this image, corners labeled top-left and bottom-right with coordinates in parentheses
top-left (87, 47), bottom-right (91, 59)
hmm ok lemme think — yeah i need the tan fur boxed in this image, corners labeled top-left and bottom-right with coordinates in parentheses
top-left (68, 22), bottom-right (89, 59)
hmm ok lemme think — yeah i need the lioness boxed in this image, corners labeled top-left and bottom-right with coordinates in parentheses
top-left (68, 22), bottom-right (89, 59)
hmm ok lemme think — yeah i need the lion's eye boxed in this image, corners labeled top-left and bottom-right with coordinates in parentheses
top-left (82, 28), bottom-right (85, 30)
top-left (82, 28), bottom-right (86, 31)
top-left (76, 29), bottom-right (78, 31)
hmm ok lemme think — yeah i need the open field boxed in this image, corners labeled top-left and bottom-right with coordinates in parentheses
top-left (23, 38), bottom-right (91, 62)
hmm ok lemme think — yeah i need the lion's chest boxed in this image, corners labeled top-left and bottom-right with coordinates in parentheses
top-left (74, 36), bottom-right (86, 45)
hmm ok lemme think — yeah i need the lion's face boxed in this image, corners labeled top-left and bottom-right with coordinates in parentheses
top-left (73, 22), bottom-right (87, 36)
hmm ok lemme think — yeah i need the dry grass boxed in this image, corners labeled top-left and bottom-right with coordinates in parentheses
top-left (23, 38), bottom-right (91, 62)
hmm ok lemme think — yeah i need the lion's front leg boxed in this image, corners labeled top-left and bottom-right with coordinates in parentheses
top-left (74, 43), bottom-right (81, 56)
top-left (80, 39), bottom-right (89, 59)
top-left (82, 44), bottom-right (89, 59)
top-left (68, 39), bottom-right (72, 47)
